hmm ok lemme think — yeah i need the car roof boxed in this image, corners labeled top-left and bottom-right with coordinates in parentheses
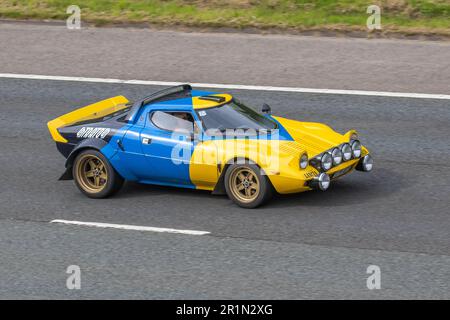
top-left (126, 85), bottom-right (233, 123)
top-left (143, 89), bottom-right (233, 111)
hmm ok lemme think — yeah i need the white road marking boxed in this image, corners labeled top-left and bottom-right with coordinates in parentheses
top-left (1, 73), bottom-right (449, 100)
top-left (50, 219), bottom-right (210, 236)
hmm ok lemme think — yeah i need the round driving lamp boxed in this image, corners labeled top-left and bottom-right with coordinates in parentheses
top-left (317, 173), bottom-right (330, 191)
top-left (331, 148), bottom-right (343, 165)
top-left (340, 143), bottom-right (352, 161)
top-left (321, 152), bottom-right (332, 171)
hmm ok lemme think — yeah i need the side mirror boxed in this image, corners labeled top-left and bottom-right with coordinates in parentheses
top-left (262, 103), bottom-right (272, 114)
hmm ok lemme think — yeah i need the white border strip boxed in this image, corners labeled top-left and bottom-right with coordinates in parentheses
top-left (1, 73), bottom-right (449, 100)
top-left (50, 219), bottom-right (210, 236)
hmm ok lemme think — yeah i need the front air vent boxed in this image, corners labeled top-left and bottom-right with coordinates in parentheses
top-left (198, 95), bottom-right (226, 103)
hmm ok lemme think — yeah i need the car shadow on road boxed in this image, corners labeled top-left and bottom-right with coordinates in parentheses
top-left (265, 167), bottom-right (408, 209)
top-left (114, 167), bottom-right (407, 210)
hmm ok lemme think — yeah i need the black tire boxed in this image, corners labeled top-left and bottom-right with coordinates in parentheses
top-left (224, 163), bottom-right (273, 208)
top-left (72, 149), bottom-right (124, 198)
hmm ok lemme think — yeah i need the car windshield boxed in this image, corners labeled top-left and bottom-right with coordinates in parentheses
top-left (195, 100), bottom-right (277, 131)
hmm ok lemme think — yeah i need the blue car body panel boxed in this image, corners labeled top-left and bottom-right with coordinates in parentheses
top-left (54, 86), bottom-right (294, 189)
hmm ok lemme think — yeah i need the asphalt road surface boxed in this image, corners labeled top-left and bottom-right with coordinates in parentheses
top-left (1, 78), bottom-right (449, 299)
top-left (0, 22), bottom-right (449, 94)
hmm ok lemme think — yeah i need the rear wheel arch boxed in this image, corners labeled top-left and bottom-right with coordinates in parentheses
top-left (212, 157), bottom-right (274, 197)
top-left (223, 160), bottom-right (274, 208)
top-left (61, 139), bottom-right (110, 180)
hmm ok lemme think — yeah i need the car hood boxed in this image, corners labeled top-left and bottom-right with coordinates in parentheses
top-left (274, 116), bottom-right (347, 158)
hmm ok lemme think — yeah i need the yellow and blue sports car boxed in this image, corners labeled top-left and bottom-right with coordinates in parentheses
top-left (47, 85), bottom-right (373, 208)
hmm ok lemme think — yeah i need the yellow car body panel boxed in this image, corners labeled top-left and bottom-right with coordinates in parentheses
top-left (192, 94), bottom-right (232, 109)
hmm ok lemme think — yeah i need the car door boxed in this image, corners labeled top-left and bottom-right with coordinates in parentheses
top-left (139, 110), bottom-right (196, 187)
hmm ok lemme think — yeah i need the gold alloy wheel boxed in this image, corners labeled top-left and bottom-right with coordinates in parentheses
top-left (229, 166), bottom-right (260, 203)
top-left (75, 154), bottom-right (108, 193)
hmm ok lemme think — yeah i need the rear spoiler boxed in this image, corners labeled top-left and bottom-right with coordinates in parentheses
top-left (125, 84), bottom-right (192, 124)
top-left (47, 95), bottom-right (129, 143)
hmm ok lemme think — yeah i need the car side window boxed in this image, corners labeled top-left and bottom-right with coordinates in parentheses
top-left (150, 111), bottom-right (195, 134)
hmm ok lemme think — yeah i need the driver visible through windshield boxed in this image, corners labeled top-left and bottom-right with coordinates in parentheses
top-left (195, 100), bottom-right (277, 132)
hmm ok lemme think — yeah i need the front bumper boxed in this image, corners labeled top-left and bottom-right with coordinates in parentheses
top-left (268, 153), bottom-right (372, 194)
top-left (308, 172), bottom-right (331, 191)
top-left (308, 154), bottom-right (373, 191)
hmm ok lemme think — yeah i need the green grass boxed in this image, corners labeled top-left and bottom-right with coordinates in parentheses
top-left (0, 0), bottom-right (448, 35)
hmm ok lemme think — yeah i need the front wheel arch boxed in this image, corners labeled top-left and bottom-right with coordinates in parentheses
top-left (60, 139), bottom-right (109, 180)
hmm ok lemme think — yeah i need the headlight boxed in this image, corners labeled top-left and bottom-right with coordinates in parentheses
top-left (362, 155), bottom-right (373, 171)
top-left (341, 143), bottom-right (352, 161)
top-left (321, 152), bottom-right (332, 171)
top-left (299, 153), bottom-right (308, 169)
top-left (317, 173), bottom-right (330, 191)
top-left (331, 148), bottom-right (342, 165)
top-left (351, 140), bottom-right (361, 158)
